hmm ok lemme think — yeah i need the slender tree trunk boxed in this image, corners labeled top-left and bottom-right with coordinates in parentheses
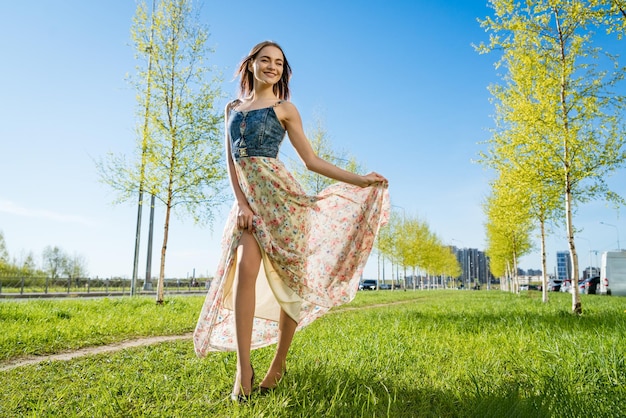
top-left (377, 252), bottom-right (380, 285)
top-left (155, 36), bottom-right (180, 305)
top-left (156, 131), bottom-right (177, 304)
top-left (512, 260), bottom-right (517, 293)
top-left (565, 179), bottom-right (581, 314)
top-left (554, 6), bottom-right (581, 314)
top-left (156, 202), bottom-right (170, 304)
top-left (403, 265), bottom-right (407, 290)
top-left (505, 265), bottom-right (509, 292)
top-left (156, 172), bottom-right (174, 304)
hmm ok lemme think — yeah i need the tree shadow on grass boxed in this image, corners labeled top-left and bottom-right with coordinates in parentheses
top-left (3, 341), bottom-right (624, 417)
top-left (405, 301), bottom-right (626, 338)
top-left (268, 367), bottom-right (625, 418)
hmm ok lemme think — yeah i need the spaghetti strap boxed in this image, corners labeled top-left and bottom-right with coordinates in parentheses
top-left (227, 99), bottom-right (242, 112)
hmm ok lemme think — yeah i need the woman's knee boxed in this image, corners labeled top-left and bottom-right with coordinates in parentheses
top-left (237, 232), bottom-right (261, 274)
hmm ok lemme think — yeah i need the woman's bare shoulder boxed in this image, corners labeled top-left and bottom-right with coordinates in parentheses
top-left (275, 100), bottom-right (299, 119)
top-left (276, 100), bottom-right (296, 109)
top-left (225, 99), bottom-right (241, 113)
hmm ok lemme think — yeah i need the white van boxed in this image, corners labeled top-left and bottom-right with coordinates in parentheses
top-left (599, 251), bottom-right (626, 296)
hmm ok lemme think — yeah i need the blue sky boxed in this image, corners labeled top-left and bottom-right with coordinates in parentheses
top-left (1, 1), bottom-right (624, 280)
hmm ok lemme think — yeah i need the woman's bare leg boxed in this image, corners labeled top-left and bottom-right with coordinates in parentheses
top-left (260, 308), bottom-right (297, 388)
top-left (232, 230), bottom-right (261, 396)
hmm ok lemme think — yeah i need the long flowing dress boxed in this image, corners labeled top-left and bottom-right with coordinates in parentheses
top-left (193, 101), bottom-right (390, 355)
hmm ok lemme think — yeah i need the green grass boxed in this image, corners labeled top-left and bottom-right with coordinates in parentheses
top-left (0, 296), bottom-right (203, 361)
top-left (1, 291), bottom-right (625, 417)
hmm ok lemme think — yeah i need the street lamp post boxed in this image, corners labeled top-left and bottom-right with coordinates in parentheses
top-left (391, 204), bottom-right (406, 290)
top-left (600, 222), bottom-right (621, 250)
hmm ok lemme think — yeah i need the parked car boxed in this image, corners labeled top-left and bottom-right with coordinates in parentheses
top-left (587, 276), bottom-right (600, 294)
top-left (548, 279), bottom-right (563, 291)
top-left (579, 276), bottom-right (600, 295)
top-left (560, 280), bottom-right (572, 293)
top-left (378, 283), bottom-right (392, 290)
top-left (359, 279), bottom-right (377, 290)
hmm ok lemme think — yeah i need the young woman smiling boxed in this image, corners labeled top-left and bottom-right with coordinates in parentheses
top-left (193, 41), bottom-right (389, 402)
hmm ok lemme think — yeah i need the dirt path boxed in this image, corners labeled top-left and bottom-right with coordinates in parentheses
top-left (0, 334), bottom-right (193, 372)
top-left (1, 299), bottom-right (417, 372)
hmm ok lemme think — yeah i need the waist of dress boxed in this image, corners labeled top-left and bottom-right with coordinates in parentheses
top-left (232, 147), bottom-right (279, 160)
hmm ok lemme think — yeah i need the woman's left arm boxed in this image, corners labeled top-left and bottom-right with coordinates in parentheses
top-left (278, 102), bottom-right (386, 188)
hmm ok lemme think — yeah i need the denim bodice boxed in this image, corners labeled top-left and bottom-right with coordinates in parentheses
top-left (229, 105), bottom-right (286, 160)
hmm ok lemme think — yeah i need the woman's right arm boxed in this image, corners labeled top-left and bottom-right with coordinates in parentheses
top-left (225, 104), bottom-right (255, 230)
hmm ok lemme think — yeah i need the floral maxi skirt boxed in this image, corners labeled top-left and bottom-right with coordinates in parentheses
top-left (193, 157), bottom-right (390, 355)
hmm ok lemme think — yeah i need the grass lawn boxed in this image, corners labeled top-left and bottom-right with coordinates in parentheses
top-left (0, 290), bottom-right (624, 417)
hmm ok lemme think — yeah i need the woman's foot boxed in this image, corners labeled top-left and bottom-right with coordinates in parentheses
top-left (259, 362), bottom-right (286, 393)
top-left (231, 365), bottom-right (255, 403)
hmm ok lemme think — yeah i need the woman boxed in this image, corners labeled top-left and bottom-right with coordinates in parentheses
top-left (193, 41), bottom-right (389, 402)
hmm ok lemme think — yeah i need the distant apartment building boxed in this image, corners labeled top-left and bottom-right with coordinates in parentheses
top-left (556, 251), bottom-right (572, 281)
top-left (517, 267), bottom-right (543, 277)
top-left (454, 247), bottom-right (492, 288)
top-left (582, 266), bottom-right (600, 280)
top-left (525, 268), bottom-right (543, 276)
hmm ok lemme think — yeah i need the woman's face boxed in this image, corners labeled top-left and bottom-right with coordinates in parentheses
top-left (249, 45), bottom-right (284, 87)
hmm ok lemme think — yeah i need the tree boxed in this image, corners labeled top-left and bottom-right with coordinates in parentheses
top-left (19, 251), bottom-right (38, 277)
top-left (440, 246), bottom-right (462, 287)
top-left (0, 231), bottom-right (9, 280)
top-left (603, 0), bottom-right (626, 36)
top-left (374, 212), bottom-right (398, 287)
top-left (395, 215), bottom-right (419, 289)
top-left (483, 174), bottom-right (534, 294)
top-left (98, 0), bottom-right (227, 303)
top-left (0, 232), bottom-right (7, 261)
top-left (0, 231), bottom-right (8, 267)
top-left (375, 209), bottom-right (460, 290)
top-left (399, 215), bottom-right (431, 289)
top-left (478, 17), bottom-right (565, 301)
top-left (289, 117), bottom-right (364, 194)
top-left (1, 235), bottom-right (46, 281)
top-left (63, 253), bottom-right (89, 285)
top-left (477, 0), bottom-right (626, 314)
top-left (42, 246), bottom-right (67, 281)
